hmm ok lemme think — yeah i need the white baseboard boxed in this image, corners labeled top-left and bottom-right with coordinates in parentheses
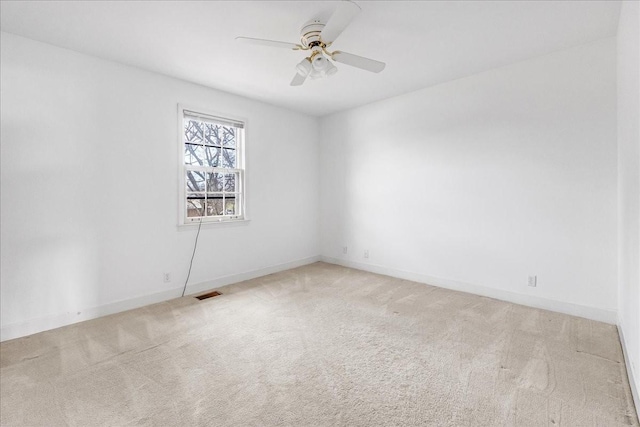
top-left (619, 322), bottom-right (640, 419)
top-left (0, 256), bottom-right (321, 342)
top-left (2, 255), bottom-right (616, 341)
top-left (321, 256), bottom-right (617, 324)
top-left (181, 255), bottom-right (321, 296)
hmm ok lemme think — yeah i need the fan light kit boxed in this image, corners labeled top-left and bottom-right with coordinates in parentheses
top-left (236, 0), bottom-right (385, 86)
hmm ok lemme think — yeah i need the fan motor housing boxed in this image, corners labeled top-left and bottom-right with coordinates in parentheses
top-left (300, 20), bottom-right (325, 48)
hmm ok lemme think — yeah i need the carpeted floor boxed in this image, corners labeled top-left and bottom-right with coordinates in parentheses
top-left (1, 262), bottom-right (638, 426)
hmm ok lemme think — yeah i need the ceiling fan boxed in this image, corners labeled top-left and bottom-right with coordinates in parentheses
top-left (236, 0), bottom-right (385, 86)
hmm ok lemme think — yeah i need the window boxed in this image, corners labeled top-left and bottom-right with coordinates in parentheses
top-left (180, 106), bottom-right (245, 224)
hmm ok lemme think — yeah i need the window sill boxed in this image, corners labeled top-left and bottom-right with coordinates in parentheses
top-left (177, 218), bottom-right (251, 231)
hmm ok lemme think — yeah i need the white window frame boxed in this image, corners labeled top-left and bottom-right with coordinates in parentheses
top-left (178, 104), bottom-right (247, 225)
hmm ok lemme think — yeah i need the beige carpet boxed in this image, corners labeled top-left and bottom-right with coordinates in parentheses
top-left (1, 262), bottom-right (638, 426)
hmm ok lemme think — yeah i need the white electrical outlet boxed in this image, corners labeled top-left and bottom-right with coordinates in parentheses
top-left (343, 246), bottom-right (348, 254)
top-left (364, 250), bottom-right (369, 259)
top-left (163, 272), bottom-right (172, 283)
top-left (528, 276), bottom-right (537, 287)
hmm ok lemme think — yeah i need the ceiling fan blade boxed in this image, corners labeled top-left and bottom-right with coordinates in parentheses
top-left (236, 37), bottom-right (303, 50)
top-left (290, 72), bottom-right (307, 86)
top-left (331, 51), bottom-right (385, 73)
top-left (320, 0), bottom-right (361, 44)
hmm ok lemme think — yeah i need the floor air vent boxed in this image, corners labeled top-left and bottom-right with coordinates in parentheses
top-left (195, 291), bottom-right (222, 300)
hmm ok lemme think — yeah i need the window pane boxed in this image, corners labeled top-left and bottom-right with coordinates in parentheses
top-left (207, 172), bottom-right (224, 192)
top-left (206, 197), bottom-right (224, 216)
top-left (224, 173), bottom-right (237, 192)
top-left (221, 126), bottom-right (236, 147)
top-left (203, 146), bottom-right (220, 167)
top-left (204, 123), bottom-right (221, 147)
top-left (187, 194), bottom-right (205, 217)
top-left (237, 195), bottom-right (242, 215)
top-left (221, 148), bottom-right (236, 168)
top-left (184, 120), bottom-right (204, 144)
top-left (225, 197), bottom-right (236, 215)
top-left (186, 170), bottom-right (205, 192)
top-left (184, 144), bottom-right (205, 166)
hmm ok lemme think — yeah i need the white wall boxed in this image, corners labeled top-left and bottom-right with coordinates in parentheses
top-left (0, 33), bottom-right (320, 341)
top-left (617, 0), bottom-right (640, 409)
top-left (320, 38), bottom-right (618, 323)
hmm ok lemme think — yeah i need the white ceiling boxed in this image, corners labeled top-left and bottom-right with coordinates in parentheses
top-left (0, 1), bottom-right (621, 116)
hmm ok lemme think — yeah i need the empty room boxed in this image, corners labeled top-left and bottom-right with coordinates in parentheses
top-left (1, 0), bottom-right (639, 425)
